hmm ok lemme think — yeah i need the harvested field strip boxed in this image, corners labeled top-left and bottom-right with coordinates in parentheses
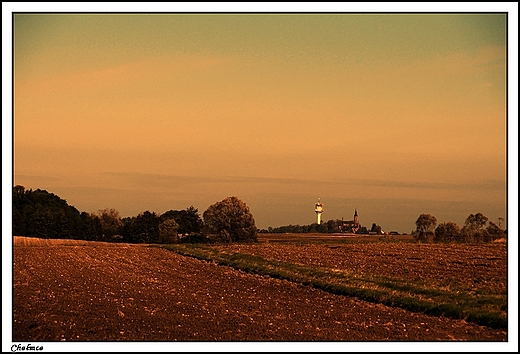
top-left (162, 244), bottom-right (507, 329)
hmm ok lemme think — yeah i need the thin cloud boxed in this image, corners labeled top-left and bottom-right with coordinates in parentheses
top-left (105, 172), bottom-right (504, 192)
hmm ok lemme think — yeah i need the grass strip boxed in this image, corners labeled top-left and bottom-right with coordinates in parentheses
top-left (161, 244), bottom-right (506, 329)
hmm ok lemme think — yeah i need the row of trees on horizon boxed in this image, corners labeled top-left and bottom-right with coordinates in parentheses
top-left (12, 185), bottom-right (505, 244)
top-left (12, 185), bottom-right (257, 244)
top-left (261, 214), bottom-right (506, 244)
top-left (258, 221), bottom-right (380, 235)
top-left (413, 213), bottom-right (506, 244)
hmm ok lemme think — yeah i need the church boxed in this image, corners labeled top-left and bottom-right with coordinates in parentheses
top-left (339, 209), bottom-right (361, 233)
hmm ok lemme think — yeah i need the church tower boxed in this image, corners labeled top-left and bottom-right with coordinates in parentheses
top-left (352, 209), bottom-right (360, 233)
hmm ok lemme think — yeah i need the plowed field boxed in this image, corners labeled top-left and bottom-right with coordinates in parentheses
top-left (12, 236), bottom-right (508, 344)
top-left (215, 241), bottom-right (507, 295)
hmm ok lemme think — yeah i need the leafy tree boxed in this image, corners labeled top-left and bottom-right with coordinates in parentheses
top-left (317, 222), bottom-right (328, 233)
top-left (122, 211), bottom-right (161, 244)
top-left (13, 208), bottom-right (26, 236)
top-left (159, 218), bottom-right (180, 244)
top-left (12, 185), bottom-right (86, 240)
top-left (434, 221), bottom-right (461, 243)
top-left (325, 219), bottom-right (339, 233)
top-left (160, 206), bottom-right (203, 236)
top-left (356, 226), bottom-right (368, 234)
top-left (458, 213), bottom-right (505, 243)
top-left (370, 223), bottom-right (382, 234)
top-left (464, 212), bottom-right (489, 229)
top-left (203, 196), bottom-right (257, 243)
top-left (414, 214), bottom-right (437, 243)
top-left (80, 212), bottom-right (103, 241)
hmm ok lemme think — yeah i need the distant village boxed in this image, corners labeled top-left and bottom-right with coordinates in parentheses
top-left (259, 199), bottom-right (397, 235)
top-left (315, 198), bottom-right (394, 235)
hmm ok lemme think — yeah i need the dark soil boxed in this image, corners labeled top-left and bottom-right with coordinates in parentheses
top-left (216, 241), bottom-right (507, 294)
top-left (12, 237), bottom-right (507, 342)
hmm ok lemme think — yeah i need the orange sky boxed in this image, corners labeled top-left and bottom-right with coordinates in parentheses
top-left (6, 9), bottom-right (515, 232)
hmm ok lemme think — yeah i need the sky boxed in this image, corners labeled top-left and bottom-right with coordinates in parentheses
top-left (5, 4), bottom-right (517, 234)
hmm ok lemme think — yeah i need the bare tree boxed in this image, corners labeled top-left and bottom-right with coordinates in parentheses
top-left (94, 208), bottom-right (123, 241)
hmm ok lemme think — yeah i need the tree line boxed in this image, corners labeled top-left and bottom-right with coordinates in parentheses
top-left (260, 220), bottom-right (380, 234)
top-left (13, 185), bottom-right (505, 244)
top-left (263, 214), bottom-right (505, 244)
top-left (413, 213), bottom-right (506, 243)
top-left (12, 186), bottom-right (257, 244)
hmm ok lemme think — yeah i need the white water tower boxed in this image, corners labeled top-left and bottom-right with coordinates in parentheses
top-left (315, 198), bottom-right (324, 224)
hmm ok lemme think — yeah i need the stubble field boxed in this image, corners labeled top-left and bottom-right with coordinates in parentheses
top-left (12, 235), bottom-right (508, 342)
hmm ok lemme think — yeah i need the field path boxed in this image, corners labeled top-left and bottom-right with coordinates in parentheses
top-left (13, 237), bottom-right (506, 341)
